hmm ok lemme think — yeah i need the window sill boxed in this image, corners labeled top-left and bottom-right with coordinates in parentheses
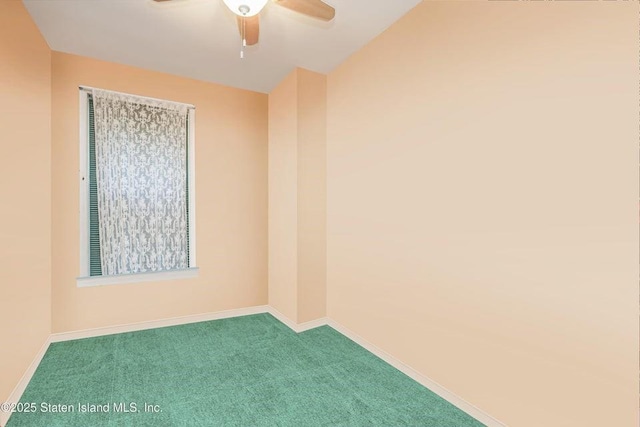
top-left (76, 268), bottom-right (199, 288)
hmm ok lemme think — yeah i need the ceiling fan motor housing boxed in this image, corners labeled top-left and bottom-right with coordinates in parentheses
top-left (222, 0), bottom-right (269, 17)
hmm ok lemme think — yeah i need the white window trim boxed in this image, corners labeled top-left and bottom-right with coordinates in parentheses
top-left (77, 88), bottom-right (198, 287)
top-left (77, 268), bottom-right (199, 288)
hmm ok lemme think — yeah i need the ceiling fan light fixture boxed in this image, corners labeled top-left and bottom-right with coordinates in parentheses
top-left (222, 0), bottom-right (269, 17)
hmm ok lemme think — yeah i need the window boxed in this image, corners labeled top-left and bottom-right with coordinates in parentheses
top-left (78, 88), bottom-right (197, 287)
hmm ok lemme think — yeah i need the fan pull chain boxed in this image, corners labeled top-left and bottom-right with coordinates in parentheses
top-left (240, 16), bottom-right (246, 59)
top-left (243, 17), bottom-right (247, 47)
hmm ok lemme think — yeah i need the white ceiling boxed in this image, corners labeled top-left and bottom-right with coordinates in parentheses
top-left (23, 0), bottom-right (421, 93)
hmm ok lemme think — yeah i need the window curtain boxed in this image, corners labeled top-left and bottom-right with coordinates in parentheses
top-left (92, 89), bottom-right (189, 275)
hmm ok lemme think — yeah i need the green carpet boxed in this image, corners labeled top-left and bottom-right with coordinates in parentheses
top-left (6, 314), bottom-right (483, 426)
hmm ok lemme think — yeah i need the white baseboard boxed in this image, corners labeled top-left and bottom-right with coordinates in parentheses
top-left (266, 306), bottom-right (328, 333)
top-left (0, 336), bottom-right (52, 427)
top-left (50, 305), bottom-right (269, 343)
top-left (327, 319), bottom-right (505, 427)
top-left (296, 317), bottom-right (329, 332)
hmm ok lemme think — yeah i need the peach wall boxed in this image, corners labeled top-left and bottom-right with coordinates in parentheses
top-left (326, 2), bottom-right (639, 426)
top-left (268, 68), bottom-right (326, 323)
top-left (268, 70), bottom-right (299, 321)
top-left (296, 69), bottom-right (327, 323)
top-left (0, 1), bottom-right (51, 402)
top-left (51, 52), bottom-right (268, 332)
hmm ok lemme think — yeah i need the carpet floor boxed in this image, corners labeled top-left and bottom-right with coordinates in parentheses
top-left (7, 313), bottom-right (483, 426)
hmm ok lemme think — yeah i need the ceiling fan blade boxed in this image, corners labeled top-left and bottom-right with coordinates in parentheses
top-left (237, 15), bottom-right (260, 46)
top-left (275, 0), bottom-right (335, 21)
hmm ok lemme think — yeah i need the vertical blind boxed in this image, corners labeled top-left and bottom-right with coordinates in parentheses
top-left (88, 96), bottom-right (102, 276)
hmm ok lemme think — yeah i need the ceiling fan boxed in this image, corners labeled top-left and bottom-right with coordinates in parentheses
top-left (153, 0), bottom-right (336, 47)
